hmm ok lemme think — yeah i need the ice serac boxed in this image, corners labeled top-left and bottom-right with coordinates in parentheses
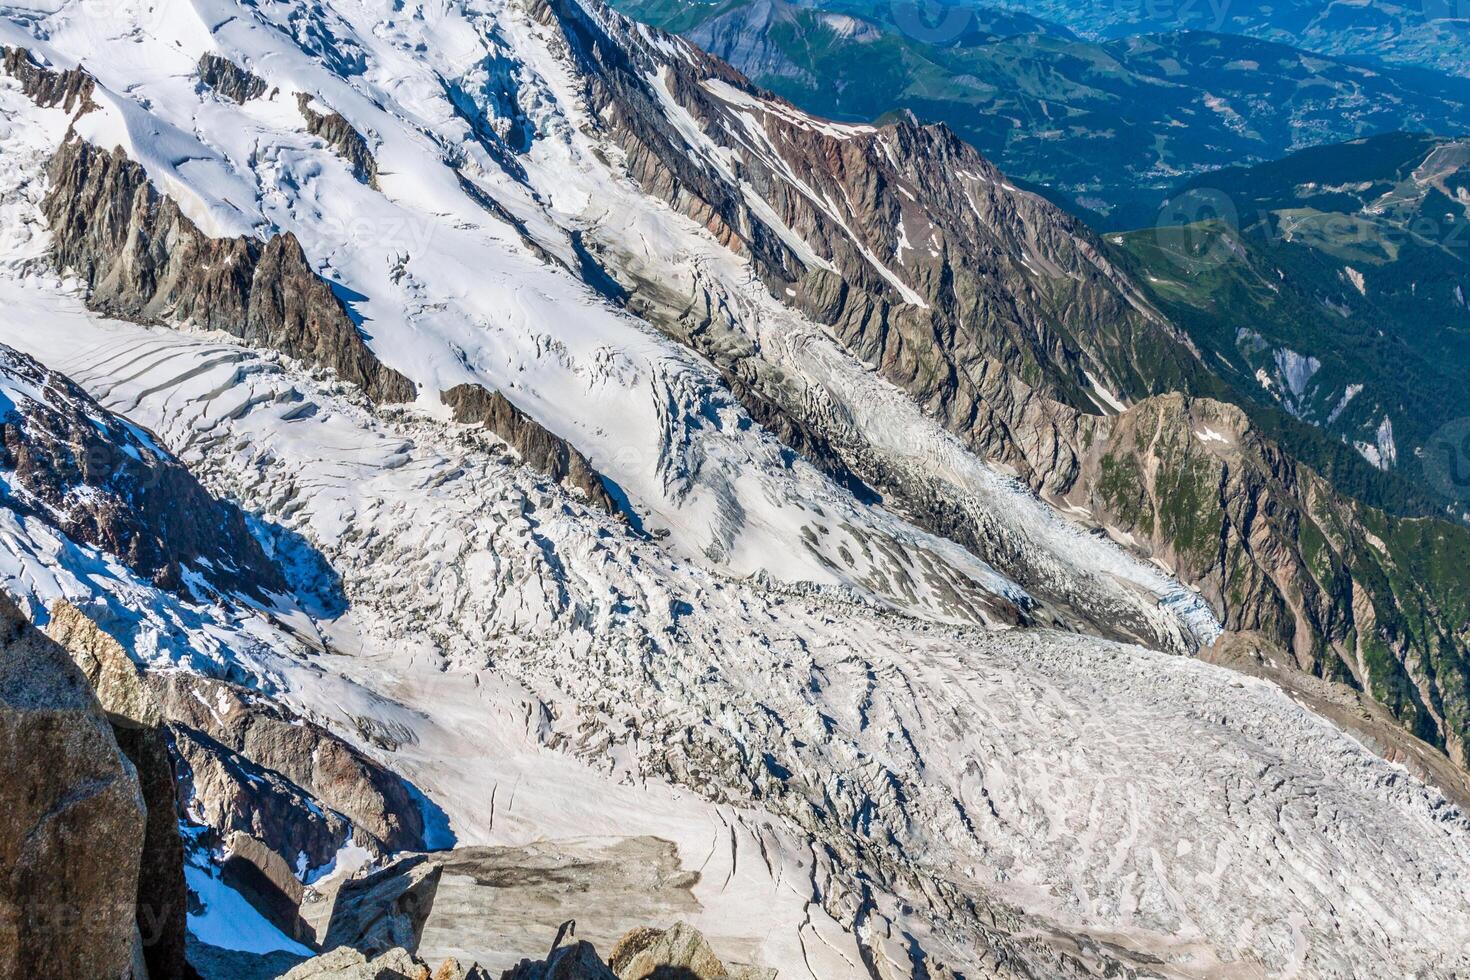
top-left (443, 383), bottom-right (620, 515)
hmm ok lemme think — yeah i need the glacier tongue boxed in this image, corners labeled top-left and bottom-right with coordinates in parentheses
top-left (1, 0), bottom-right (1469, 975)
top-left (2, 289), bottom-right (1469, 977)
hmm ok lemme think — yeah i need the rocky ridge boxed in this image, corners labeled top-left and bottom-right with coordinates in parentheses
top-left (0, 341), bottom-right (287, 599)
top-left (297, 92), bottom-right (381, 188)
top-left (1, 48), bottom-right (414, 405)
top-left (443, 383), bottom-right (619, 515)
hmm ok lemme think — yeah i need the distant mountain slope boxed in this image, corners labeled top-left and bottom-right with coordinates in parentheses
top-left (609, 0), bottom-right (1470, 225)
top-left (1115, 132), bottom-right (1470, 514)
top-left (995, 0), bottom-right (1470, 77)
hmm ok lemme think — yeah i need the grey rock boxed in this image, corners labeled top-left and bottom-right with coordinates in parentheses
top-left (38, 130), bottom-right (414, 404)
top-left (318, 854), bottom-right (443, 956)
top-left (0, 591), bottom-right (145, 979)
top-left (297, 92), bottom-right (380, 188)
top-left (443, 383), bottom-right (619, 516)
top-left (432, 958), bottom-right (493, 980)
top-left (500, 940), bottom-right (617, 980)
top-left (151, 670), bottom-right (426, 853)
top-left (198, 53), bottom-right (268, 103)
top-left (170, 723), bottom-right (353, 880)
top-left (282, 945), bottom-right (430, 980)
top-left (114, 720), bottom-right (194, 979)
top-left (416, 838), bottom-right (700, 974)
top-left (609, 922), bottom-right (773, 980)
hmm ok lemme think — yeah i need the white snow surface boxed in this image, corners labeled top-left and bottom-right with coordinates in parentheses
top-left (0, 0), bottom-right (1469, 976)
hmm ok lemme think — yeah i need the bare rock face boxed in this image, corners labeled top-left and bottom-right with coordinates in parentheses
top-left (37, 130), bottom-right (414, 404)
top-left (282, 945), bottom-right (431, 980)
top-left (171, 724), bottom-right (354, 878)
top-left (151, 671), bottom-right (427, 853)
top-left (1, 45), bottom-right (95, 113)
top-left (297, 93), bottom-right (380, 187)
top-left (46, 600), bottom-right (163, 727)
top-left (317, 855), bottom-right (444, 956)
top-left (198, 53), bottom-right (268, 103)
top-left (0, 343), bottom-right (289, 599)
top-left (45, 600), bottom-right (194, 979)
top-left (442, 384), bottom-right (619, 515)
top-left (609, 923), bottom-right (772, 980)
top-left (0, 591), bottom-right (146, 979)
top-left (501, 940), bottom-right (618, 980)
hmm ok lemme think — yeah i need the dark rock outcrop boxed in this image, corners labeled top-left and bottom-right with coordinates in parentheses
top-left (297, 93), bottom-right (380, 187)
top-left (316, 854), bottom-right (442, 955)
top-left (0, 343), bottom-right (289, 599)
top-left (171, 724), bottom-right (354, 879)
top-left (2, 46), bottom-right (96, 114)
top-left (198, 53), bottom-right (268, 103)
top-left (0, 591), bottom-right (146, 979)
top-left (150, 671), bottom-right (426, 853)
top-left (502, 940), bottom-right (617, 980)
top-left (40, 133), bottom-right (414, 403)
top-left (442, 384), bottom-right (619, 515)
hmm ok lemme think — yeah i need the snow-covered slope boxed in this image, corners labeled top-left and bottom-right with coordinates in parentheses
top-left (0, 0), bottom-right (1222, 648)
top-left (6, 291), bottom-right (1470, 977)
top-left (1, 0), bottom-right (1469, 976)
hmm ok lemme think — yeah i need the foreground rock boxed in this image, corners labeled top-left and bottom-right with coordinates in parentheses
top-left (0, 591), bottom-right (145, 979)
top-left (501, 940), bottom-right (616, 980)
top-left (609, 923), bottom-right (774, 980)
top-left (45, 600), bottom-right (194, 978)
top-left (315, 855), bottom-right (444, 955)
